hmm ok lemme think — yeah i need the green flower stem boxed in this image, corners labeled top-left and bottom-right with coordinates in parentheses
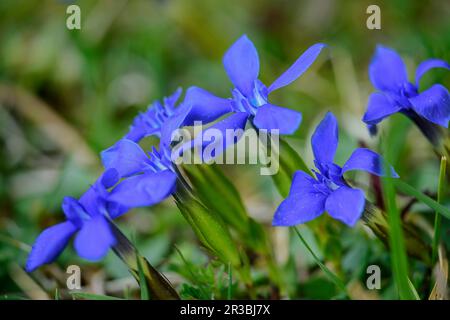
top-left (181, 162), bottom-right (286, 293)
top-left (172, 181), bottom-right (242, 269)
top-left (432, 156), bottom-right (446, 265)
top-left (381, 170), bottom-right (418, 300)
top-left (108, 221), bottom-right (180, 300)
top-left (293, 227), bottom-right (348, 295)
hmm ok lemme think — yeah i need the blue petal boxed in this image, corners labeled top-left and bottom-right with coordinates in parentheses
top-left (182, 86), bottom-right (233, 126)
top-left (415, 59), bottom-right (450, 87)
top-left (311, 112), bottom-right (338, 166)
top-left (160, 102), bottom-right (192, 149)
top-left (74, 215), bottom-right (116, 261)
top-left (325, 186), bottom-right (365, 227)
top-left (272, 171), bottom-right (326, 226)
top-left (101, 168), bottom-right (120, 189)
top-left (223, 35), bottom-right (260, 97)
top-left (253, 104), bottom-right (302, 134)
top-left (106, 201), bottom-right (129, 219)
top-left (188, 112), bottom-right (249, 162)
top-left (78, 185), bottom-right (104, 217)
top-left (125, 116), bottom-right (160, 142)
top-left (369, 46), bottom-right (408, 93)
top-left (101, 139), bottom-right (150, 177)
top-left (26, 221), bottom-right (78, 272)
top-left (409, 84), bottom-right (450, 128)
top-left (268, 43), bottom-right (326, 92)
top-left (108, 170), bottom-right (177, 208)
top-left (290, 170), bottom-right (320, 194)
top-left (163, 87), bottom-right (183, 108)
top-left (62, 197), bottom-right (86, 227)
top-left (362, 92), bottom-right (402, 125)
top-left (342, 148), bottom-right (399, 177)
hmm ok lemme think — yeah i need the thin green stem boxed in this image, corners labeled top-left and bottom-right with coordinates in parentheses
top-left (293, 227), bottom-right (347, 295)
top-left (432, 156), bottom-right (447, 265)
top-left (393, 179), bottom-right (450, 220)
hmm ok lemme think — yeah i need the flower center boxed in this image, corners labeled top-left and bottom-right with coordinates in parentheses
top-left (230, 80), bottom-right (268, 115)
top-left (147, 146), bottom-right (173, 172)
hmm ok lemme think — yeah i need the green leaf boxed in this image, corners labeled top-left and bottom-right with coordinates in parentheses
top-left (227, 262), bottom-right (232, 300)
top-left (174, 246), bottom-right (211, 299)
top-left (432, 156), bottom-right (447, 265)
top-left (174, 186), bottom-right (242, 268)
top-left (109, 222), bottom-right (179, 300)
top-left (182, 163), bottom-right (249, 235)
top-left (393, 179), bottom-right (450, 220)
top-left (137, 255), bottom-right (150, 300)
top-left (382, 124), bottom-right (418, 300)
top-left (71, 292), bottom-right (122, 300)
top-left (407, 278), bottom-right (421, 300)
top-left (293, 227), bottom-right (347, 294)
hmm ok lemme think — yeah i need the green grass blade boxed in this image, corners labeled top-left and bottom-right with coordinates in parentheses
top-left (227, 262), bottom-right (232, 300)
top-left (137, 255), bottom-right (150, 300)
top-left (293, 227), bottom-right (347, 294)
top-left (393, 180), bottom-right (450, 219)
top-left (382, 124), bottom-right (418, 300)
top-left (407, 277), bottom-right (420, 300)
top-left (432, 156), bottom-right (447, 265)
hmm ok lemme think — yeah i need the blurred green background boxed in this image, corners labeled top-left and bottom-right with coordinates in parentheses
top-left (0, 0), bottom-right (449, 299)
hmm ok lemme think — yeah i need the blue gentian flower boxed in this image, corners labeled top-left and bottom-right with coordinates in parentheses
top-left (27, 137), bottom-right (179, 272)
top-left (178, 35), bottom-right (326, 154)
top-left (363, 45), bottom-right (450, 130)
top-left (273, 112), bottom-right (398, 227)
top-left (26, 170), bottom-right (121, 272)
top-left (126, 88), bottom-right (187, 143)
top-left (101, 139), bottom-right (177, 208)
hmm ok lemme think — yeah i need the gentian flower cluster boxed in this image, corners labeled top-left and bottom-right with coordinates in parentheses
top-left (26, 35), bottom-right (448, 275)
top-left (363, 46), bottom-right (450, 136)
top-left (273, 112), bottom-right (398, 227)
top-left (26, 89), bottom-right (184, 271)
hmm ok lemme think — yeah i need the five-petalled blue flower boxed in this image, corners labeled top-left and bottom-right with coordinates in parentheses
top-left (273, 112), bottom-right (398, 227)
top-left (363, 45), bottom-right (450, 130)
top-left (26, 170), bottom-right (122, 272)
top-left (178, 35), bottom-right (326, 157)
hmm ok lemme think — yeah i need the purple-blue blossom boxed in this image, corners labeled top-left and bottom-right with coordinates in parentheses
top-left (273, 112), bottom-right (398, 227)
top-left (126, 88), bottom-right (188, 143)
top-left (101, 139), bottom-right (178, 208)
top-left (178, 35), bottom-right (326, 155)
top-left (363, 45), bottom-right (450, 130)
top-left (26, 137), bottom-right (178, 272)
top-left (25, 170), bottom-right (121, 272)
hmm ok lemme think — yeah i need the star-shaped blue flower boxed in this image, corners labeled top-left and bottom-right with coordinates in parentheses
top-left (101, 139), bottom-right (178, 208)
top-left (26, 138), bottom-right (178, 272)
top-left (363, 45), bottom-right (450, 130)
top-left (273, 112), bottom-right (398, 227)
top-left (126, 88), bottom-right (189, 143)
top-left (178, 35), bottom-right (325, 156)
top-left (26, 170), bottom-right (121, 272)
